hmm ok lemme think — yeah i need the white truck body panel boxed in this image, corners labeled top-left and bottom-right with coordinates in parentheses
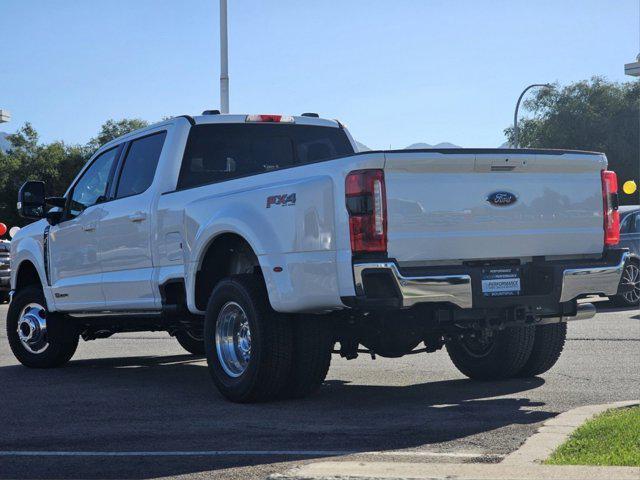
top-left (10, 113), bottom-right (617, 317)
top-left (156, 151), bottom-right (385, 313)
top-left (384, 151), bottom-right (607, 264)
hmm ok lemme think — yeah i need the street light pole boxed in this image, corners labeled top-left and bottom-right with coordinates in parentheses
top-left (219, 0), bottom-right (230, 113)
top-left (513, 83), bottom-right (552, 148)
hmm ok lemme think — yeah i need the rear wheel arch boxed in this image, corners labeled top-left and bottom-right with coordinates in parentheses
top-left (194, 233), bottom-right (262, 311)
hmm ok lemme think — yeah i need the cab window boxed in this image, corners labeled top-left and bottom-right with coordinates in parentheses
top-left (115, 131), bottom-right (166, 199)
top-left (178, 124), bottom-right (353, 190)
top-left (68, 147), bottom-right (119, 217)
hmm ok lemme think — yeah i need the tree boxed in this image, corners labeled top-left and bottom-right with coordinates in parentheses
top-left (0, 118), bottom-right (150, 229)
top-left (87, 118), bottom-right (149, 152)
top-left (505, 77), bottom-right (640, 205)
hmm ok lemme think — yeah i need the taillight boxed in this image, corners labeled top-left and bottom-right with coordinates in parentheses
top-left (601, 170), bottom-right (620, 246)
top-left (345, 169), bottom-right (387, 254)
top-left (245, 114), bottom-right (294, 123)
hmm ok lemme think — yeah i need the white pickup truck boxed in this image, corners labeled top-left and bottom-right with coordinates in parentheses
top-left (8, 112), bottom-right (628, 402)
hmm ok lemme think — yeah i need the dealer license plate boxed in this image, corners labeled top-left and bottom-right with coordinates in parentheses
top-left (481, 268), bottom-right (521, 297)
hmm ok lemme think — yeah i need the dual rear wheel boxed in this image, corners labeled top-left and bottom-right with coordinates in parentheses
top-left (446, 322), bottom-right (567, 380)
top-left (204, 274), bottom-right (332, 403)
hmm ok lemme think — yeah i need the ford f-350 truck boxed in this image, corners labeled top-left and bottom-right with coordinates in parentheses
top-left (8, 112), bottom-right (628, 402)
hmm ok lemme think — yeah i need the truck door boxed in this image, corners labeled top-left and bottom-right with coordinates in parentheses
top-left (96, 131), bottom-right (166, 310)
top-left (49, 146), bottom-right (121, 311)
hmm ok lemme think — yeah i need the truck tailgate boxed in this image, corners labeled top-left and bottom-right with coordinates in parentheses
top-left (383, 150), bottom-right (607, 263)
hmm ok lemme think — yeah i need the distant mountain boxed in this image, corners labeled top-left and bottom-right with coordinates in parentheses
top-left (405, 142), bottom-right (461, 149)
top-left (0, 132), bottom-right (10, 153)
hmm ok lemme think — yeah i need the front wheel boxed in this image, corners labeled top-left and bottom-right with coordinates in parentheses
top-left (7, 286), bottom-right (79, 368)
top-left (204, 274), bottom-right (292, 403)
top-left (446, 326), bottom-right (535, 380)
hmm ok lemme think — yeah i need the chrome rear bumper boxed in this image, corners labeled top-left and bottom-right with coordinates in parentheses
top-left (353, 263), bottom-right (473, 308)
top-left (353, 251), bottom-right (629, 310)
top-left (560, 252), bottom-right (629, 302)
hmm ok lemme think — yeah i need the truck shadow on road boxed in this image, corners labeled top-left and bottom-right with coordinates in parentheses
top-left (0, 354), bottom-right (553, 479)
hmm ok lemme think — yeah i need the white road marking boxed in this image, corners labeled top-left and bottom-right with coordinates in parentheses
top-left (0, 450), bottom-right (502, 458)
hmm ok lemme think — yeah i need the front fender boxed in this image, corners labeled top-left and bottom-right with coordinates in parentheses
top-left (11, 232), bottom-right (56, 310)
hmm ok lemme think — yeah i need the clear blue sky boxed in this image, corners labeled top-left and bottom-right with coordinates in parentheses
top-left (2, 0), bottom-right (638, 149)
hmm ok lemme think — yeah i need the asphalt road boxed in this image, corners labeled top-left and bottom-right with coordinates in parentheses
top-left (0, 300), bottom-right (638, 480)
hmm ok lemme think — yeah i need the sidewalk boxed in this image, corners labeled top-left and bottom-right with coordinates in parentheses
top-left (273, 460), bottom-right (640, 480)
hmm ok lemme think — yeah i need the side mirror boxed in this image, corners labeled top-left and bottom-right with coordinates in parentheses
top-left (17, 181), bottom-right (46, 219)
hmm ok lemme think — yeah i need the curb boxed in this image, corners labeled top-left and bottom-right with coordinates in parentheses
top-left (271, 461), bottom-right (640, 480)
top-left (502, 399), bottom-right (639, 465)
top-left (271, 400), bottom-right (640, 480)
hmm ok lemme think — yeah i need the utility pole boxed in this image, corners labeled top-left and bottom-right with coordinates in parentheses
top-left (220, 0), bottom-right (230, 113)
top-left (0, 109), bottom-right (10, 124)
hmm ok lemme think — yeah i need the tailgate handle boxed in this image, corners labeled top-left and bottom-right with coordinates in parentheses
top-left (490, 157), bottom-right (526, 171)
top-left (475, 156), bottom-right (532, 172)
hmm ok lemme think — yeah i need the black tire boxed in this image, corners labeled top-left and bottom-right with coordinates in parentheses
top-left (7, 286), bottom-right (78, 368)
top-left (175, 329), bottom-right (205, 355)
top-left (612, 261), bottom-right (640, 307)
top-left (0, 291), bottom-right (9, 304)
top-left (204, 274), bottom-right (292, 403)
top-left (280, 316), bottom-right (333, 399)
top-left (446, 326), bottom-right (535, 380)
top-left (518, 323), bottom-right (567, 377)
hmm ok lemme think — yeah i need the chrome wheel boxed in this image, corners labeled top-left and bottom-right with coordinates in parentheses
top-left (215, 301), bottom-right (252, 378)
top-left (621, 263), bottom-right (640, 305)
top-left (16, 303), bottom-right (49, 354)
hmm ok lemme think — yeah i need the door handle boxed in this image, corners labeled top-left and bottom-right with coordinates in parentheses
top-left (129, 212), bottom-right (147, 223)
top-left (82, 223), bottom-right (96, 232)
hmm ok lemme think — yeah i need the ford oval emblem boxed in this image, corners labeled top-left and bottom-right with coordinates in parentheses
top-left (487, 191), bottom-right (518, 206)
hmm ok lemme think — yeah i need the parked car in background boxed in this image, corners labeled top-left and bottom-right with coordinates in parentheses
top-left (0, 240), bottom-right (10, 303)
top-left (612, 206), bottom-right (640, 306)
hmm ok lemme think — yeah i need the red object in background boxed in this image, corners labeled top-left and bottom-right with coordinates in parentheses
top-left (0, 223), bottom-right (6, 237)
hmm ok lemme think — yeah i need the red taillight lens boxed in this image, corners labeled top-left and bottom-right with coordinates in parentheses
top-left (601, 170), bottom-right (620, 246)
top-left (345, 169), bottom-right (387, 254)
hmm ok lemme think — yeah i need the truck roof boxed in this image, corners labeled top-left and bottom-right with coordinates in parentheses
top-left (192, 113), bottom-right (342, 129)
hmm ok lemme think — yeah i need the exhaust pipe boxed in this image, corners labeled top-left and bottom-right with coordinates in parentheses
top-left (538, 302), bottom-right (597, 325)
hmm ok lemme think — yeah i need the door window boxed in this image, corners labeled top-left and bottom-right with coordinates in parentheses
top-left (115, 131), bottom-right (166, 199)
top-left (68, 147), bottom-right (120, 217)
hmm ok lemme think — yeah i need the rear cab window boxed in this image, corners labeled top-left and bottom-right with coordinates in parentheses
top-left (115, 131), bottom-right (167, 199)
top-left (178, 124), bottom-right (354, 190)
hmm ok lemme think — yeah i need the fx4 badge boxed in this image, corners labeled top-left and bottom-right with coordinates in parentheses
top-left (266, 193), bottom-right (296, 208)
